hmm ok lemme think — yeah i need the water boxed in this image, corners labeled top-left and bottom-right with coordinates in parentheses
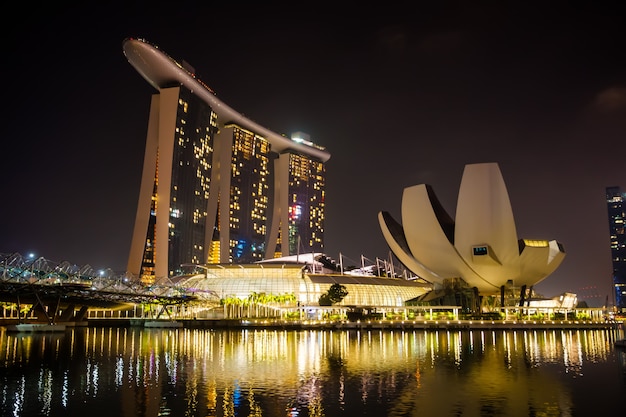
top-left (1, 325), bottom-right (624, 416)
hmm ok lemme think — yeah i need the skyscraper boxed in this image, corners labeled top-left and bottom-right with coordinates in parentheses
top-left (123, 38), bottom-right (330, 282)
top-left (606, 186), bottom-right (626, 312)
top-left (266, 131), bottom-right (326, 259)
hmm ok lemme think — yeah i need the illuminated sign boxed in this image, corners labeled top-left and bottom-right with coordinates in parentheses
top-left (473, 246), bottom-right (488, 256)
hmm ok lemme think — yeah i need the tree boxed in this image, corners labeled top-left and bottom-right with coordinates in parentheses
top-left (319, 283), bottom-right (348, 306)
top-left (319, 293), bottom-right (333, 306)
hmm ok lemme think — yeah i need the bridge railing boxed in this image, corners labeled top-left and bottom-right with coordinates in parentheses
top-left (0, 252), bottom-right (198, 304)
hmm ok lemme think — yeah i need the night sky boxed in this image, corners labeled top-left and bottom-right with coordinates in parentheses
top-left (2, 2), bottom-right (625, 306)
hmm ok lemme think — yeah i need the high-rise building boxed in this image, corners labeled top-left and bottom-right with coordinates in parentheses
top-left (606, 186), bottom-right (626, 312)
top-left (123, 38), bottom-right (330, 282)
top-left (266, 131), bottom-right (326, 259)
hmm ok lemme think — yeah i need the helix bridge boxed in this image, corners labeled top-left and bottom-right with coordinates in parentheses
top-left (0, 252), bottom-right (199, 323)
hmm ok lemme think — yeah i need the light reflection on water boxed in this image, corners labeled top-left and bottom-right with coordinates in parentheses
top-left (0, 326), bottom-right (624, 417)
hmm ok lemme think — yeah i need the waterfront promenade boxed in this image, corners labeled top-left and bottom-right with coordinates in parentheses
top-left (3, 304), bottom-right (622, 332)
top-left (9, 316), bottom-right (614, 331)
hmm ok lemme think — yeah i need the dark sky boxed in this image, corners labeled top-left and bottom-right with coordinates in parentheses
top-left (2, 2), bottom-right (625, 306)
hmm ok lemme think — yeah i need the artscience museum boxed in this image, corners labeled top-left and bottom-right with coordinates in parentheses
top-left (378, 162), bottom-right (566, 306)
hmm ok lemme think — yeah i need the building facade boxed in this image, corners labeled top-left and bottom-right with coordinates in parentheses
top-left (123, 38), bottom-right (330, 282)
top-left (606, 186), bottom-right (626, 312)
top-left (266, 132), bottom-right (326, 259)
top-left (178, 254), bottom-right (432, 316)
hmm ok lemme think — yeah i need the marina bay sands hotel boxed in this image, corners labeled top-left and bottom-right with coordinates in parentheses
top-left (123, 38), bottom-right (331, 283)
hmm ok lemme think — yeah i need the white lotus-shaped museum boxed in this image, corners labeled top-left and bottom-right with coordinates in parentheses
top-left (378, 162), bottom-right (565, 296)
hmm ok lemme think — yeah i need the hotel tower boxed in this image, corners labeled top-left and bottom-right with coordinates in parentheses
top-left (123, 38), bottom-right (330, 282)
top-left (606, 186), bottom-right (626, 312)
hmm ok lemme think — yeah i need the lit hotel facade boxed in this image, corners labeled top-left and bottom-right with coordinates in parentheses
top-left (123, 38), bottom-right (330, 282)
top-left (606, 186), bottom-right (626, 312)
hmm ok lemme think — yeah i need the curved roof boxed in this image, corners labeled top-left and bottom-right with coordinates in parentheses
top-left (179, 263), bottom-right (430, 307)
top-left (379, 162), bottom-right (566, 295)
top-left (122, 37), bottom-right (331, 162)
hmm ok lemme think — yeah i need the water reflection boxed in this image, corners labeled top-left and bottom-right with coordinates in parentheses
top-left (0, 326), bottom-right (624, 416)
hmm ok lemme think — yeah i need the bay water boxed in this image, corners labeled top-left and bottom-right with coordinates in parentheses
top-left (1, 325), bottom-right (625, 416)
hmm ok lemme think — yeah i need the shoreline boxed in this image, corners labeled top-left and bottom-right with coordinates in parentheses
top-left (88, 318), bottom-right (625, 331)
top-left (2, 318), bottom-right (623, 331)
